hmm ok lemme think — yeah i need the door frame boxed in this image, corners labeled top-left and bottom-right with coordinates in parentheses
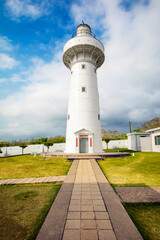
top-left (74, 128), bottom-right (93, 153)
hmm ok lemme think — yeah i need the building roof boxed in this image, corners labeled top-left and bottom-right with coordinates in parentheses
top-left (127, 132), bottom-right (150, 136)
top-left (76, 22), bottom-right (91, 31)
top-left (74, 128), bottom-right (93, 134)
top-left (146, 127), bottom-right (160, 132)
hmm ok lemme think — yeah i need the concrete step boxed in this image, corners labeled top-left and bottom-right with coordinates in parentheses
top-left (40, 152), bottom-right (130, 159)
top-left (67, 156), bottom-right (102, 160)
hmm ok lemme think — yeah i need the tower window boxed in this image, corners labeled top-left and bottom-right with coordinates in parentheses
top-left (94, 68), bottom-right (96, 73)
top-left (68, 115), bottom-right (70, 120)
top-left (82, 64), bottom-right (86, 69)
top-left (71, 71), bottom-right (73, 74)
top-left (81, 87), bottom-right (86, 92)
top-left (98, 114), bottom-right (100, 120)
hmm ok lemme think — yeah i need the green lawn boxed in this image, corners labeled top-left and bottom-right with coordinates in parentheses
top-left (98, 152), bottom-right (160, 188)
top-left (99, 151), bottom-right (160, 240)
top-left (0, 155), bottom-right (72, 179)
top-left (0, 183), bottom-right (61, 240)
top-left (124, 203), bottom-right (160, 240)
top-left (103, 148), bottom-right (135, 153)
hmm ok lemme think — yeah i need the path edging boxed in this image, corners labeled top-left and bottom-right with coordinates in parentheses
top-left (36, 160), bottom-right (79, 240)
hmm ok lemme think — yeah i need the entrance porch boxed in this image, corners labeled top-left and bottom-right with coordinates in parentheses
top-left (75, 128), bottom-right (93, 153)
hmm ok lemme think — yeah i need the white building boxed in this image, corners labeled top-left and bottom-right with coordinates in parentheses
top-left (127, 132), bottom-right (150, 151)
top-left (127, 127), bottom-right (160, 152)
top-left (146, 127), bottom-right (160, 152)
top-left (63, 23), bottom-right (105, 153)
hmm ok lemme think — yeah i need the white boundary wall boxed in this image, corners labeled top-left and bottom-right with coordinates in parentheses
top-left (102, 141), bottom-right (107, 149)
top-left (0, 143), bottom-right (66, 157)
top-left (24, 144), bottom-right (48, 154)
top-left (0, 146), bottom-right (22, 157)
top-left (49, 143), bottom-right (65, 152)
top-left (102, 140), bottom-right (128, 149)
top-left (108, 140), bottom-right (128, 149)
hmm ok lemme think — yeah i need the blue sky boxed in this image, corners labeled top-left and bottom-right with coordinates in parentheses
top-left (0, 0), bottom-right (160, 141)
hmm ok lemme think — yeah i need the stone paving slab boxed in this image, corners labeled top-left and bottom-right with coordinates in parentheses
top-left (58, 176), bottom-right (67, 182)
top-left (1, 179), bottom-right (18, 184)
top-left (116, 187), bottom-right (160, 203)
top-left (36, 159), bottom-right (143, 240)
top-left (0, 176), bottom-right (66, 185)
top-left (42, 176), bottom-right (53, 183)
top-left (21, 178), bottom-right (36, 184)
top-left (62, 160), bottom-right (116, 240)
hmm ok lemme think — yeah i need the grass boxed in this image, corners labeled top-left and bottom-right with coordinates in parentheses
top-left (0, 155), bottom-right (72, 179)
top-left (0, 183), bottom-right (61, 240)
top-left (98, 152), bottom-right (160, 188)
top-left (124, 203), bottom-right (160, 240)
top-left (99, 151), bottom-right (160, 239)
top-left (103, 148), bottom-right (135, 153)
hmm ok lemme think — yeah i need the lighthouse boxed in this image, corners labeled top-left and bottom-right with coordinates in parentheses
top-left (63, 23), bottom-right (105, 153)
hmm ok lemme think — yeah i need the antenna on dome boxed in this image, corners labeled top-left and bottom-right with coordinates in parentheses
top-left (82, 20), bottom-right (84, 24)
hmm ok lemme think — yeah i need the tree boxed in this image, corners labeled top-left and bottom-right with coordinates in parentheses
top-left (43, 142), bottom-right (53, 152)
top-left (48, 136), bottom-right (66, 144)
top-left (0, 143), bottom-right (3, 154)
top-left (132, 129), bottom-right (144, 133)
top-left (104, 139), bottom-right (110, 149)
top-left (140, 117), bottom-right (160, 131)
top-left (0, 142), bottom-right (9, 147)
top-left (19, 143), bottom-right (28, 155)
top-left (102, 129), bottom-right (127, 141)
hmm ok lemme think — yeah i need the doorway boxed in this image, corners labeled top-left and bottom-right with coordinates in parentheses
top-left (80, 138), bottom-right (88, 153)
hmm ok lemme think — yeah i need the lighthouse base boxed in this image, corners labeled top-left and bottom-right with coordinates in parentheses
top-left (65, 128), bottom-right (102, 154)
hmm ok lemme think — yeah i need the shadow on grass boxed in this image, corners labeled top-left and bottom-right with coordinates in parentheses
top-left (103, 148), bottom-right (137, 153)
top-left (124, 202), bottom-right (160, 240)
top-left (0, 183), bottom-right (62, 240)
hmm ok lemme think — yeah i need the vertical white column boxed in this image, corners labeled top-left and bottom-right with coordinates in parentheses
top-left (65, 61), bottom-right (102, 153)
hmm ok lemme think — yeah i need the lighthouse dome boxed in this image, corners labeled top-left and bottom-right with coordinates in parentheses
top-left (76, 22), bottom-right (94, 37)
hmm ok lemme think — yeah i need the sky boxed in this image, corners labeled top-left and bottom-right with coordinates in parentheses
top-left (0, 0), bottom-right (160, 141)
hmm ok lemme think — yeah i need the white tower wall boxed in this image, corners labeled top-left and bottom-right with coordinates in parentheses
top-left (63, 24), bottom-right (105, 153)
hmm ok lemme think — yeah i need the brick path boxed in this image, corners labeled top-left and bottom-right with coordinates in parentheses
top-left (0, 176), bottom-right (66, 185)
top-left (36, 159), bottom-right (143, 240)
top-left (63, 159), bottom-right (116, 240)
top-left (116, 187), bottom-right (160, 203)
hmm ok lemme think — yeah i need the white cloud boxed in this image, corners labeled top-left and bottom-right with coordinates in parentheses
top-left (0, 56), bottom-right (70, 140)
top-left (0, 75), bottom-right (25, 83)
top-left (70, 0), bottom-right (105, 29)
top-left (0, 36), bottom-right (12, 51)
top-left (9, 74), bottom-right (25, 82)
top-left (5, 0), bottom-right (49, 20)
top-left (0, 78), bottom-right (6, 83)
top-left (0, 53), bottom-right (18, 69)
top-left (0, 35), bottom-right (18, 71)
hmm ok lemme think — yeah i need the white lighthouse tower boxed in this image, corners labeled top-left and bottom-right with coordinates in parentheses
top-left (63, 23), bottom-right (105, 153)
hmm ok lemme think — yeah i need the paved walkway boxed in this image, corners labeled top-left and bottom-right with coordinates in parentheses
top-left (0, 176), bottom-right (66, 185)
top-left (116, 186), bottom-right (160, 203)
top-left (36, 159), bottom-right (143, 240)
top-left (63, 159), bottom-right (115, 240)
